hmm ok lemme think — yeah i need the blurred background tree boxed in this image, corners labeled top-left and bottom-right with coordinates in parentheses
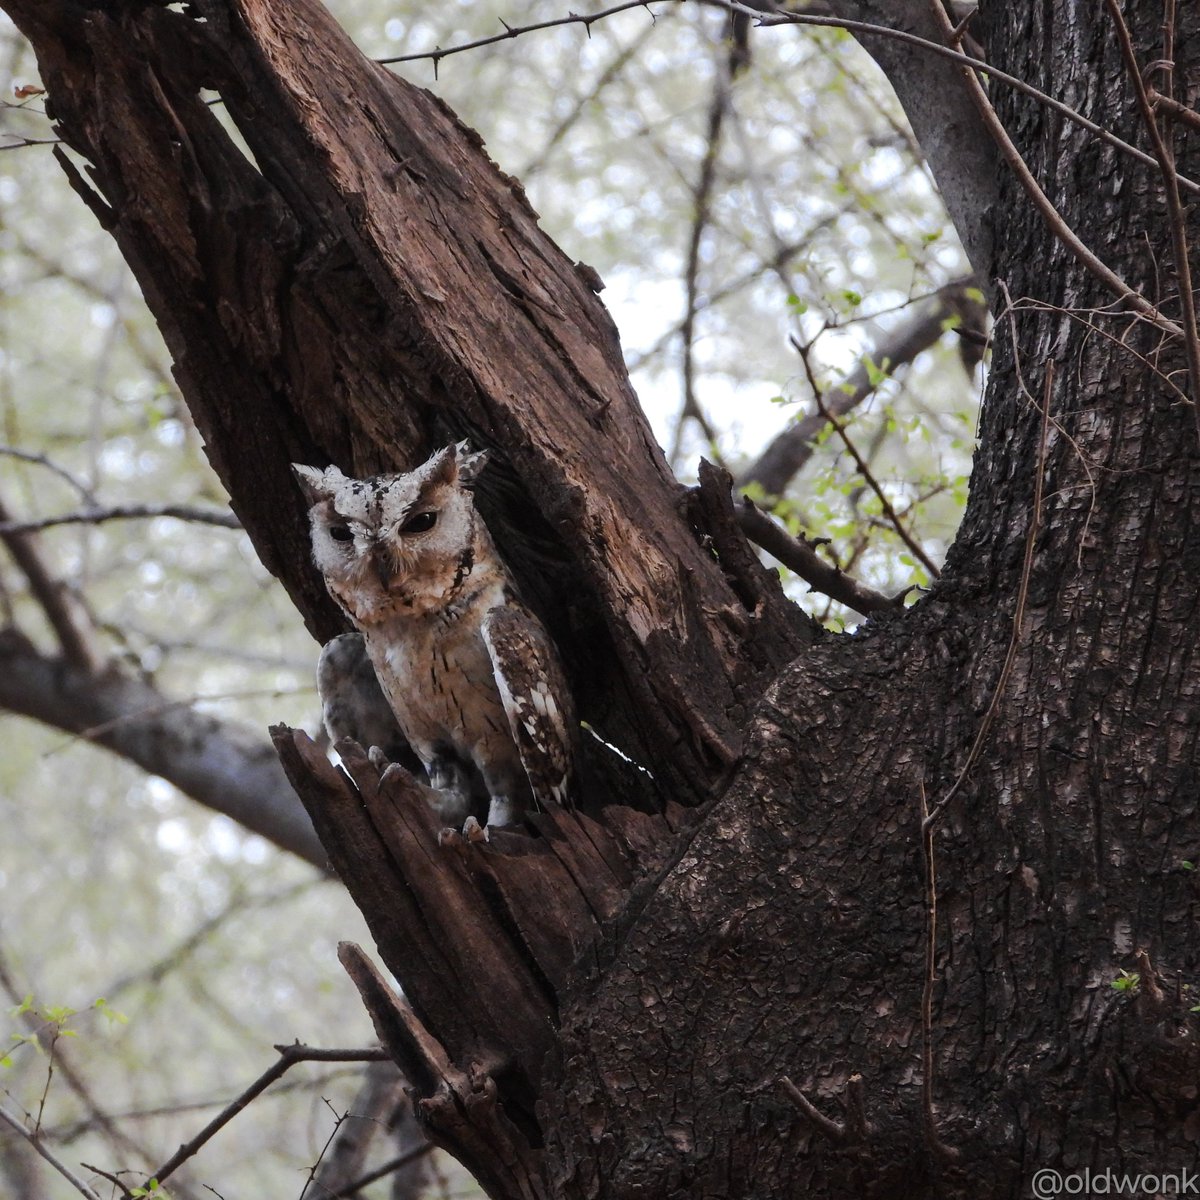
top-left (0, 2), bottom-right (981, 1195)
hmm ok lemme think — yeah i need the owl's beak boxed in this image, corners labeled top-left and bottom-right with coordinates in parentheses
top-left (373, 547), bottom-right (403, 592)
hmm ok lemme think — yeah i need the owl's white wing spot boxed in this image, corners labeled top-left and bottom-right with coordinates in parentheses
top-left (482, 606), bottom-right (575, 809)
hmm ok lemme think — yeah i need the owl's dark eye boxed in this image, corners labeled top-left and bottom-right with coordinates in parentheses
top-left (329, 525), bottom-right (354, 542)
top-left (400, 511), bottom-right (438, 534)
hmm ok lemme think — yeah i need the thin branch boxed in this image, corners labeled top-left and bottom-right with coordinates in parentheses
top-left (0, 447), bottom-right (95, 503)
top-left (740, 280), bottom-right (985, 496)
top-left (0, 949), bottom-right (187, 1198)
top-left (379, 0), bottom-right (1200, 204)
top-left (917, 780), bottom-right (958, 1161)
top-left (792, 338), bottom-right (941, 579)
top-left (0, 504), bottom-right (241, 536)
top-left (518, 12), bottom-right (674, 178)
top-left (147, 1046), bottom-right (390, 1190)
top-left (1149, 91), bottom-right (1200, 134)
top-left (714, 0), bottom-right (1200, 197)
top-left (1010, 296), bottom-right (1189, 407)
top-left (0, 135), bottom-right (60, 151)
top-left (670, 47), bottom-right (732, 469)
top-left (377, 0), bottom-right (660, 68)
top-left (0, 1107), bottom-right (103, 1200)
top-left (326, 1143), bottom-right (434, 1199)
top-left (736, 497), bottom-right (904, 617)
top-left (0, 496), bottom-right (100, 672)
top-left (925, 347), bottom-right (1051, 830)
top-left (1105, 0), bottom-right (1200, 441)
top-left (778, 1077), bottom-right (845, 1143)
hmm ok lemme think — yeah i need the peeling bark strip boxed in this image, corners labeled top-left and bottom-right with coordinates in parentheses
top-left (6, 0), bottom-right (810, 803)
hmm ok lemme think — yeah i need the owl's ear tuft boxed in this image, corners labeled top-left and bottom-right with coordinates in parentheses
top-left (292, 463), bottom-right (344, 506)
top-left (420, 444), bottom-right (457, 487)
top-left (455, 442), bottom-right (490, 486)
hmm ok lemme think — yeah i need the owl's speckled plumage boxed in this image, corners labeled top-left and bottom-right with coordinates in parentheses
top-left (294, 443), bottom-right (575, 829)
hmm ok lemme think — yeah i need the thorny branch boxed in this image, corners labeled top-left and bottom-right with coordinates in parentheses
top-left (369, 0), bottom-right (1200, 201)
top-left (377, 0), bottom-right (661, 70)
top-left (740, 280), bottom-right (986, 497)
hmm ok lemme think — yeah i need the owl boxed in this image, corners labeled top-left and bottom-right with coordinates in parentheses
top-left (293, 443), bottom-right (576, 831)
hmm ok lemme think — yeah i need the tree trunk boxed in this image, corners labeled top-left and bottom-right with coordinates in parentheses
top-left (8, 1), bottom-right (1200, 1197)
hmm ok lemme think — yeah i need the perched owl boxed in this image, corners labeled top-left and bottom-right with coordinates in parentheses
top-left (293, 443), bottom-right (576, 830)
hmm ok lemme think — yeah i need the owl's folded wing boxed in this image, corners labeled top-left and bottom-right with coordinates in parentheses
top-left (481, 605), bottom-right (575, 808)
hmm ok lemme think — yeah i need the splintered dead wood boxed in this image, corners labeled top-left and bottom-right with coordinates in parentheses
top-left (270, 726), bottom-right (688, 1092)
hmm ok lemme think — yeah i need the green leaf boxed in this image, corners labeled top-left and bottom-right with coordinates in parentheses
top-left (1110, 969), bottom-right (1140, 993)
top-left (863, 354), bottom-right (892, 388)
top-left (94, 997), bottom-right (129, 1025)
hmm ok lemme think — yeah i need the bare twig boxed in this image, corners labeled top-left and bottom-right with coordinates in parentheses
top-left (0, 504), bottom-right (241, 536)
top-left (146, 1045), bottom-right (390, 1190)
top-left (670, 49), bottom-right (732, 469)
top-left (740, 280), bottom-right (985, 496)
top-left (1010, 297), bottom-right (1189, 406)
top-left (736, 497), bottom-right (903, 617)
top-left (519, 12), bottom-right (675, 178)
top-left (792, 337), bottom-right (941, 579)
top-left (0, 496), bottom-right (100, 672)
top-left (1149, 91), bottom-right (1200, 134)
top-left (779, 1077), bottom-right (845, 1142)
top-left (0, 1107), bottom-right (103, 1200)
top-left (925, 352), bottom-right (1051, 830)
top-left (379, 0), bottom-right (1200, 200)
top-left (917, 780), bottom-right (958, 1161)
top-left (0, 447), bottom-right (95, 502)
top-left (0, 135), bottom-right (60, 151)
top-left (0, 949), bottom-right (188, 1196)
top-left (326, 1143), bottom-right (435, 1199)
top-left (1105, 0), bottom-right (1200, 440)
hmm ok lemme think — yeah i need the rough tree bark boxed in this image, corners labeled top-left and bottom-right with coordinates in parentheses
top-left (7, 1), bottom-right (1200, 1198)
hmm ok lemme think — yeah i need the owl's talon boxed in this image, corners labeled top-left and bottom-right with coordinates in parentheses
top-left (463, 816), bottom-right (489, 843)
top-left (368, 745), bottom-right (390, 773)
top-left (437, 826), bottom-right (463, 847)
